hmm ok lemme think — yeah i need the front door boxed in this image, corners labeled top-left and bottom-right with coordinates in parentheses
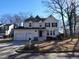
top-left (39, 31), bottom-right (42, 37)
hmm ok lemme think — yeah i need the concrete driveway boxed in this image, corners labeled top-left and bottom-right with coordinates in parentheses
top-left (0, 40), bottom-right (79, 59)
top-left (0, 40), bottom-right (27, 47)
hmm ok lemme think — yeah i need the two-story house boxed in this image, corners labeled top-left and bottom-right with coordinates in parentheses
top-left (0, 24), bottom-right (14, 38)
top-left (14, 15), bottom-right (59, 41)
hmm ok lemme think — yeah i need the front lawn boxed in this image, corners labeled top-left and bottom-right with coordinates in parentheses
top-left (0, 38), bottom-right (14, 43)
top-left (16, 37), bottom-right (79, 53)
top-left (38, 38), bottom-right (79, 52)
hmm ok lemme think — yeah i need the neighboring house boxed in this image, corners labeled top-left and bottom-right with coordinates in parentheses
top-left (14, 15), bottom-right (59, 41)
top-left (5, 24), bottom-right (14, 36)
top-left (0, 24), bottom-right (14, 37)
top-left (0, 24), bottom-right (5, 33)
top-left (0, 24), bottom-right (5, 37)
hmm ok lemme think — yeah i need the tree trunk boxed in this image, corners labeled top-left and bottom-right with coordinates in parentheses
top-left (73, 7), bottom-right (76, 36)
top-left (62, 14), bottom-right (67, 36)
top-left (73, 17), bottom-right (76, 36)
top-left (61, 10), bottom-right (67, 36)
top-left (68, 13), bottom-right (73, 37)
top-left (69, 20), bottom-right (73, 36)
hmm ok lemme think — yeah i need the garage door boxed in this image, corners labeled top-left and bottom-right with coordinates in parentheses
top-left (15, 33), bottom-right (26, 40)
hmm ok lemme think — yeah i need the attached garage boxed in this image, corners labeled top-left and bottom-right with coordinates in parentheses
top-left (14, 27), bottom-right (46, 41)
top-left (14, 28), bottom-right (39, 40)
top-left (14, 29), bottom-right (26, 40)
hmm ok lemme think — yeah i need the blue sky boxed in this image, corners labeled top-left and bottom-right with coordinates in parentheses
top-left (0, 0), bottom-right (49, 17)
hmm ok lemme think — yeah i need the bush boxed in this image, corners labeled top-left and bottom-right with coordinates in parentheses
top-left (3, 35), bottom-right (10, 38)
top-left (56, 33), bottom-right (64, 40)
top-left (34, 37), bottom-right (38, 41)
top-left (0, 38), bottom-right (14, 43)
top-left (46, 37), bottom-right (53, 41)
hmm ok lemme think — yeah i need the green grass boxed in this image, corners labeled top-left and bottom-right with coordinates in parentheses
top-left (0, 38), bottom-right (14, 43)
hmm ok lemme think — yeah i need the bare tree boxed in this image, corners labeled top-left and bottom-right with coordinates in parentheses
top-left (72, 0), bottom-right (79, 36)
top-left (42, 0), bottom-right (67, 36)
top-left (0, 15), bottom-right (13, 24)
top-left (43, 0), bottom-right (79, 37)
top-left (0, 12), bottom-right (28, 26)
top-left (64, 0), bottom-right (79, 36)
top-left (12, 15), bottom-right (22, 26)
top-left (64, 0), bottom-right (73, 36)
top-left (12, 12), bottom-right (29, 26)
top-left (18, 12), bottom-right (29, 21)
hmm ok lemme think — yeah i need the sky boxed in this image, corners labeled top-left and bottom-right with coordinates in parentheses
top-left (0, 0), bottom-right (49, 17)
top-left (0, 0), bottom-right (64, 32)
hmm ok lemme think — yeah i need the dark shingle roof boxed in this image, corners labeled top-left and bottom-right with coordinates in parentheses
top-left (24, 15), bottom-right (46, 22)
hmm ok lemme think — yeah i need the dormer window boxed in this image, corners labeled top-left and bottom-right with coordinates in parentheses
top-left (40, 25), bottom-right (42, 27)
top-left (39, 21), bottom-right (42, 27)
top-left (29, 23), bottom-right (32, 27)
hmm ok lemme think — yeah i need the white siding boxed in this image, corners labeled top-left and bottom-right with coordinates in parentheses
top-left (24, 21), bottom-right (33, 27)
top-left (25, 29), bottom-right (39, 40)
top-left (33, 22), bottom-right (40, 27)
top-left (44, 16), bottom-right (59, 37)
top-left (5, 24), bottom-right (14, 35)
top-left (14, 30), bottom-right (26, 40)
top-left (24, 22), bottom-right (29, 27)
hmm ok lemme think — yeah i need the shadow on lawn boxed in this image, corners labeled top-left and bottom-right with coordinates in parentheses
top-left (45, 40), bottom-right (70, 52)
top-left (45, 37), bottom-right (79, 52)
top-left (72, 36), bottom-right (79, 51)
top-left (57, 37), bottom-right (79, 59)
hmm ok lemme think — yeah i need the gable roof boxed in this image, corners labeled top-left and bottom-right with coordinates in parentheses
top-left (24, 15), bottom-right (58, 23)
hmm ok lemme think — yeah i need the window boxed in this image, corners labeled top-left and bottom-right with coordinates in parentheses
top-left (39, 31), bottom-right (42, 37)
top-left (29, 23), bottom-right (32, 27)
top-left (29, 38), bottom-right (31, 40)
top-left (40, 25), bottom-right (42, 27)
top-left (53, 31), bottom-right (55, 35)
top-left (47, 31), bottom-right (49, 35)
top-left (50, 31), bottom-right (52, 35)
top-left (45, 23), bottom-right (50, 27)
top-left (52, 23), bottom-right (57, 27)
top-left (35, 30), bottom-right (37, 32)
top-left (49, 23), bottom-right (50, 27)
top-left (45, 23), bottom-right (46, 27)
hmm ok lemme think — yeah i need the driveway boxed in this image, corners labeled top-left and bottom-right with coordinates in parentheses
top-left (0, 40), bottom-right (79, 59)
top-left (0, 40), bottom-right (27, 47)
